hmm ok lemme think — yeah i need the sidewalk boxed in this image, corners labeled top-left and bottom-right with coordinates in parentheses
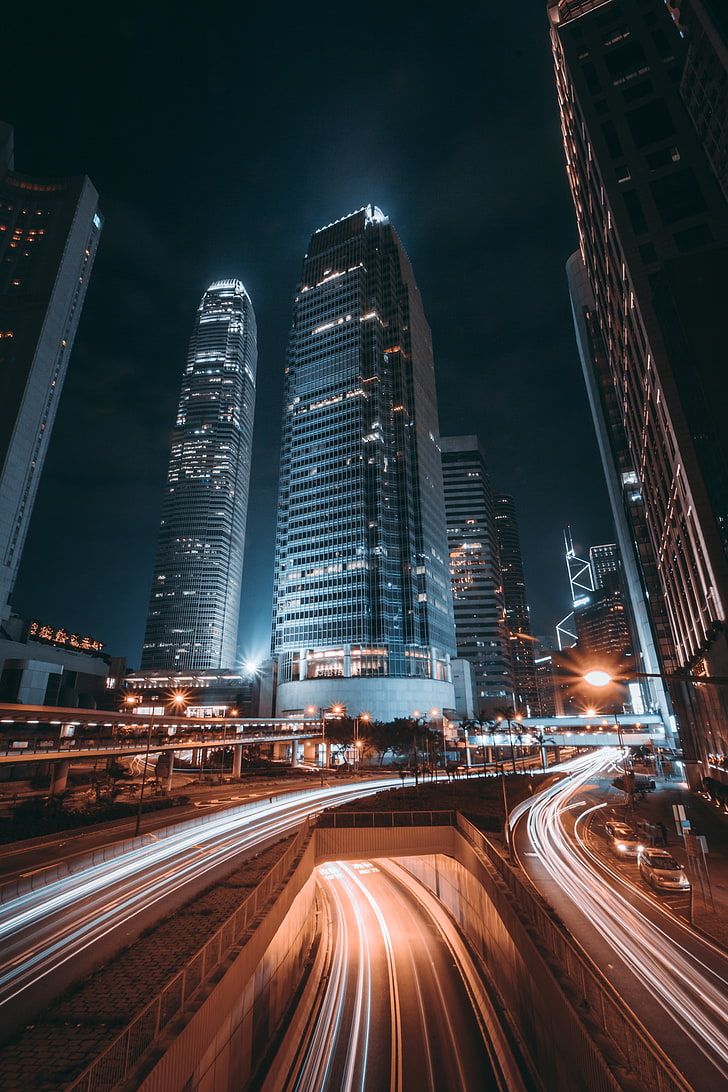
top-left (631, 777), bottom-right (728, 948)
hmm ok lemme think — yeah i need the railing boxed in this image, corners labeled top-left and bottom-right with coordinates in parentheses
top-left (317, 809), bottom-right (455, 828)
top-left (0, 729), bottom-right (318, 760)
top-left (67, 819), bottom-right (313, 1092)
top-left (456, 814), bottom-right (691, 1092)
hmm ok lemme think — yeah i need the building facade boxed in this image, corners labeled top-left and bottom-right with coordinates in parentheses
top-left (271, 206), bottom-right (456, 722)
top-left (493, 493), bottom-right (540, 715)
top-left (590, 542), bottom-right (620, 591)
top-left (441, 435), bottom-right (513, 715)
top-left (0, 121), bottom-right (102, 619)
top-left (142, 280), bottom-right (257, 671)
top-left (670, 0), bottom-right (728, 200)
top-left (549, 0), bottom-right (728, 778)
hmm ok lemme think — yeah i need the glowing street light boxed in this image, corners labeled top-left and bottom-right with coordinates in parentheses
top-left (583, 669), bottom-right (613, 688)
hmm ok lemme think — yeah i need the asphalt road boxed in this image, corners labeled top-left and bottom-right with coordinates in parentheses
top-left (0, 775), bottom-right (403, 1040)
top-left (279, 858), bottom-right (502, 1092)
top-left (510, 749), bottom-right (728, 1090)
top-left (0, 775), bottom-right (336, 883)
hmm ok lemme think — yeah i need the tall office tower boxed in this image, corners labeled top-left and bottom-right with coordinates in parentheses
top-left (271, 206), bottom-right (456, 722)
top-left (583, 541), bottom-right (634, 667)
top-left (590, 542), bottom-right (620, 591)
top-left (141, 281), bottom-right (257, 671)
top-left (441, 436), bottom-right (513, 715)
top-left (549, 0), bottom-right (728, 777)
top-left (669, 0), bottom-right (728, 200)
top-left (493, 494), bottom-right (540, 715)
top-left (575, 587), bottom-right (633, 662)
top-left (0, 121), bottom-right (101, 619)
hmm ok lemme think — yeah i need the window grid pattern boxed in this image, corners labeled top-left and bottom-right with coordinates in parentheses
top-left (142, 281), bottom-right (257, 671)
top-left (0, 157), bottom-right (101, 614)
top-left (550, 0), bottom-right (728, 671)
top-left (272, 207), bottom-right (455, 686)
top-left (441, 439), bottom-right (514, 710)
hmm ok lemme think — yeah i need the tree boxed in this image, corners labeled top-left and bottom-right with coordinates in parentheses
top-left (367, 719), bottom-right (412, 766)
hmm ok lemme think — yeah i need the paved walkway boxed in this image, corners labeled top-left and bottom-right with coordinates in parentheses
top-left (630, 775), bottom-right (728, 948)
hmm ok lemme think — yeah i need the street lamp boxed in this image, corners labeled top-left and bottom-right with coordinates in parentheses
top-left (355, 712), bottom-right (370, 770)
top-left (430, 707), bottom-right (446, 769)
top-left (496, 714), bottom-right (518, 774)
top-left (134, 713), bottom-right (155, 837)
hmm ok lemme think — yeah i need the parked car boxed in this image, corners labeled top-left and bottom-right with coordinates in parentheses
top-left (604, 821), bottom-right (642, 858)
top-left (637, 847), bottom-right (691, 892)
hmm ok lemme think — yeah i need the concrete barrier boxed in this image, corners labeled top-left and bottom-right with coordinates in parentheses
top-left (66, 812), bottom-right (688, 1092)
top-left (0, 782), bottom-right (333, 906)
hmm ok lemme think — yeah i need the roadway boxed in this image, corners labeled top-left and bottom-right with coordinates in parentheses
top-left (0, 775), bottom-right (326, 884)
top-left (275, 858), bottom-right (510, 1092)
top-left (510, 749), bottom-right (728, 1090)
top-left (0, 775), bottom-right (408, 1040)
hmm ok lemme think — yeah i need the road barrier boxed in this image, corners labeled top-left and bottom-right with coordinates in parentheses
top-left (67, 820), bottom-right (313, 1092)
top-left (456, 814), bottom-right (691, 1092)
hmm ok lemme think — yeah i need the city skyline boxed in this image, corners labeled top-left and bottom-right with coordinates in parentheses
top-left (4, 4), bottom-right (615, 666)
top-left (0, 4), bottom-right (727, 1087)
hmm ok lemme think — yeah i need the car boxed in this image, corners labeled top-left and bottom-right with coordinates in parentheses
top-left (637, 847), bottom-right (691, 892)
top-left (604, 821), bottom-right (643, 858)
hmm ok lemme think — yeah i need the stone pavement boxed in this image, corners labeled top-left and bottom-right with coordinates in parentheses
top-left (0, 835), bottom-right (292, 1090)
top-left (630, 776), bottom-right (728, 948)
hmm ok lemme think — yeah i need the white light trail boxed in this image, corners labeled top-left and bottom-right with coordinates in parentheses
top-left (0, 777), bottom-right (410, 1015)
top-left (516, 748), bottom-right (728, 1082)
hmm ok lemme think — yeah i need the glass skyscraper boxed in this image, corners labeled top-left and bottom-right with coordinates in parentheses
top-left (0, 121), bottom-right (101, 619)
top-left (142, 280), bottom-right (257, 671)
top-left (441, 436), bottom-right (513, 714)
top-left (272, 206), bottom-right (456, 721)
top-left (493, 494), bottom-right (540, 715)
top-left (548, 0), bottom-right (728, 778)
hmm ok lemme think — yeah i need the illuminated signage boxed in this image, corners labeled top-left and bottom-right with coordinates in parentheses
top-left (26, 620), bottom-right (104, 654)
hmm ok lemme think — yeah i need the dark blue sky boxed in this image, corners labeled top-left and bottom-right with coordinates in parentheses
top-left (4, 1), bottom-right (613, 666)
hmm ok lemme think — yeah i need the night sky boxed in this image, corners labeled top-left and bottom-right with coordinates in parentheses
top-left (4, 2), bottom-right (613, 667)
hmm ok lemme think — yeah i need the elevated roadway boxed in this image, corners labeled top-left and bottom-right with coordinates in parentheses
top-left (0, 703), bottom-right (318, 764)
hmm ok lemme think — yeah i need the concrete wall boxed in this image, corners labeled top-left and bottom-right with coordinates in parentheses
top-left (133, 838), bottom-right (318, 1092)
top-left (398, 850), bottom-right (619, 1092)
top-left (120, 820), bottom-right (676, 1092)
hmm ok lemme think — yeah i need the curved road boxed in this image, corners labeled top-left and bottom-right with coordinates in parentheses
top-left (510, 748), bottom-right (728, 1090)
top-left (278, 859), bottom-right (508, 1092)
top-left (0, 776), bottom-right (411, 1035)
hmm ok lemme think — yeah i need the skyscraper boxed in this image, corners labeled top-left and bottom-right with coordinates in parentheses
top-left (441, 435), bottom-right (513, 715)
top-left (549, 0), bottom-right (728, 778)
top-left (0, 121), bottom-right (101, 619)
top-left (141, 280), bottom-right (257, 671)
top-left (271, 206), bottom-right (456, 722)
top-left (493, 494), bottom-right (540, 714)
top-left (671, 0), bottom-right (728, 200)
top-left (590, 542), bottom-right (621, 592)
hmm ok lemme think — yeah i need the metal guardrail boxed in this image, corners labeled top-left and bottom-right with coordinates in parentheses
top-left (66, 819), bottom-right (313, 1092)
top-left (0, 731), bottom-right (318, 761)
top-left (317, 809), bottom-right (455, 828)
top-left (455, 814), bottom-right (691, 1092)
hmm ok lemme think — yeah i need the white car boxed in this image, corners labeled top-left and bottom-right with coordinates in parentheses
top-left (638, 847), bottom-right (691, 892)
top-left (604, 820), bottom-right (642, 858)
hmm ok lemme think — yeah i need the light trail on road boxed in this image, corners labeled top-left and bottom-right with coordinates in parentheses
top-left (279, 860), bottom-right (502, 1092)
top-left (511, 747), bottom-right (728, 1086)
top-left (0, 777), bottom-right (410, 1024)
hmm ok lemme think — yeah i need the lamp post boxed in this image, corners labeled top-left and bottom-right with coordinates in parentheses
top-left (355, 712), bottom-right (370, 771)
top-left (134, 714), bottom-right (155, 838)
top-left (497, 714), bottom-right (518, 774)
top-left (430, 707), bottom-right (445, 770)
top-left (501, 762), bottom-right (513, 862)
